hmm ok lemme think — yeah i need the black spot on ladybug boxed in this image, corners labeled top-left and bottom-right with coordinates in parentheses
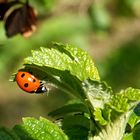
top-left (24, 83), bottom-right (28, 87)
top-left (21, 73), bottom-right (25, 78)
top-left (33, 79), bottom-right (36, 83)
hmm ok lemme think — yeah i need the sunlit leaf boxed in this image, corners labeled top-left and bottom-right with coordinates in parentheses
top-left (24, 42), bottom-right (100, 81)
top-left (14, 117), bottom-right (68, 140)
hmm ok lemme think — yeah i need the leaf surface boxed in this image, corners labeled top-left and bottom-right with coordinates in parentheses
top-left (14, 117), bottom-right (68, 140)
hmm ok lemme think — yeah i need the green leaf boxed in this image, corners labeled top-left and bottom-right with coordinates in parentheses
top-left (17, 42), bottom-right (99, 100)
top-left (83, 79), bottom-right (112, 109)
top-left (89, 87), bottom-right (140, 140)
top-left (128, 112), bottom-right (140, 129)
top-left (62, 115), bottom-right (90, 140)
top-left (94, 108), bottom-right (108, 125)
top-left (91, 111), bottom-right (132, 140)
top-left (122, 133), bottom-right (133, 140)
top-left (134, 103), bottom-right (140, 116)
top-left (13, 117), bottom-right (68, 140)
top-left (109, 94), bottom-right (129, 112)
top-left (24, 42), bottom-right (100, 81)
top-left (48, 101), bottom-right (89, 117)
top-left (0, 127), bottom-right (19, 140)
top-left (21, 64), bottom-right (86, 100)
top-left (102, 105), bottom-right (111, 122)
top-left (108, 88), bottom-right (140, 113)
top-left (133, 122), bottom-right (140, 140)
top-left (123, 87), bottom-right (140, 101)
top-left (83, 81), bottom-right (140, 140)
top-left (82, 80), bottom-right (113, 125)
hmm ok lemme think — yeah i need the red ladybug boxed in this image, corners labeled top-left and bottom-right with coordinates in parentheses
top-left (16, 71), bottom-right (47, 93)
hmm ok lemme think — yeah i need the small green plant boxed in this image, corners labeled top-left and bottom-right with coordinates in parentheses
top-left (6, 42), bottom-right (140, 140)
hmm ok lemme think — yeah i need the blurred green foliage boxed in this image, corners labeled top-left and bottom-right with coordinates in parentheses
top-left (0, 0), bottom-right (140, 79)
top-left (0, 0), bottom-right (139, 127)
top-left (100, 36), bottom-right (140, 91)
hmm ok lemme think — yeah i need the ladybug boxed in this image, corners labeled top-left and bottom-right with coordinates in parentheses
top-left (16, 71), bottom-right (47, 93)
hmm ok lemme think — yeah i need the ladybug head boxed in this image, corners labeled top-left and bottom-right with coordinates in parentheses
top-left (35, 82), bottom-right (48, 93)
